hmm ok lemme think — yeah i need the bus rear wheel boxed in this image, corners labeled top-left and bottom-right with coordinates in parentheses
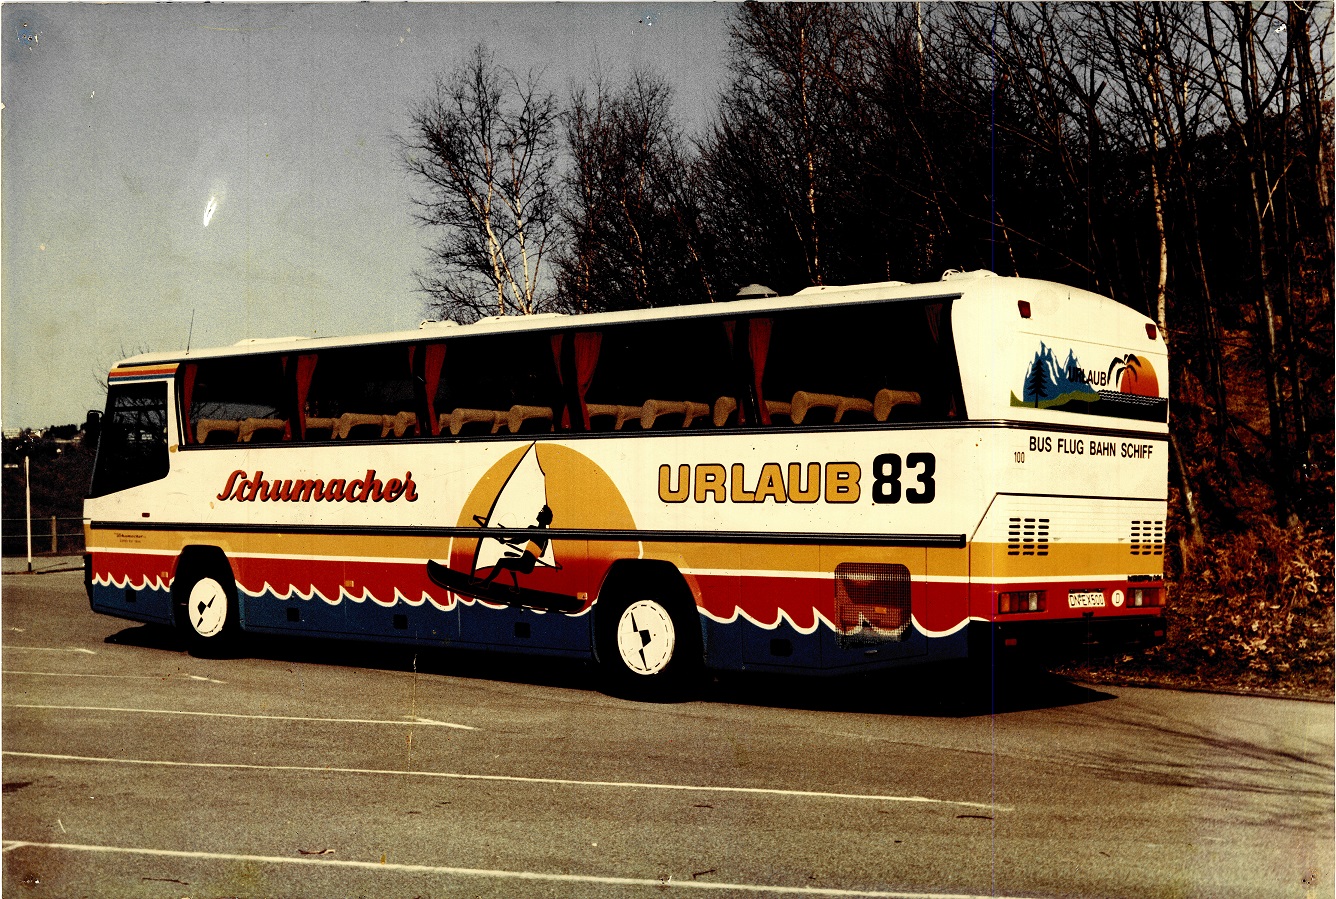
top-left (595, 580), bottom-right (701, 700)
top-left (173, 555), bottom-right (240, 657)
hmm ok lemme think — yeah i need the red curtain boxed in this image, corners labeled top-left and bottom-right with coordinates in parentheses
top-left (748, 318), bottom-right (772, 425)
top-left (294, 354), bottom-right (318, 440)
top-left (180, 364), bottom-right (198, 444)
top-left (573, 331), bottom-right (602, 430)
top-left (422, 343), bottom-right (446, 436)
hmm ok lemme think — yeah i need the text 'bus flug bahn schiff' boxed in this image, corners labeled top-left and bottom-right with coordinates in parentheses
top-left (85, 270), bottom-right (1168, 697)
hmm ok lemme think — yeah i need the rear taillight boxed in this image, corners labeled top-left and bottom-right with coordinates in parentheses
top-left (1131, 587), bottom-right (1165, 608)
top-left (999, 590), bottom-right (1046, 614)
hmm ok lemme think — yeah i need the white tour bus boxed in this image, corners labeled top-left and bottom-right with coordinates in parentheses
top-left (85, 270), bottom-right (1168, 694)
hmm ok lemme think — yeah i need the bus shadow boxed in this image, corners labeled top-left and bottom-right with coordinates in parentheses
top-left (104, 624), bottom-right (185, 651)
top-left (103, 624), bottom-right (601, 692)
top-left (104, 626), bottom-right (1112, 716)
top-left (705, 664), bottom-right (1117, 718)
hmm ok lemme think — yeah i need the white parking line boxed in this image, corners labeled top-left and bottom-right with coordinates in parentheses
top-left (4, 705), bottom-right (476, 730)
top-left (3, 671), bottom-right (227, 684)
top-left (2, 646), bottom-right (96, 654)
top-left (0, 841), bottom-right (1025, 897)
top-left (2, 751), bottom-right (1008, 811)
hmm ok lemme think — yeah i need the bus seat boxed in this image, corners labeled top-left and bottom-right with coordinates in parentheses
top-left (335, 413), bottom-right (384, 440)
top-left (443, 408), bottom-right (504, 436)
top-left (197, 419), bottom-right (242, 444)
top-left (641, 399), bottom-right (710, 430)
top-left (587, 404), bottom-right (643, 431)
top-left (239, 417), bottom-right (288, 443)
top-left (303, 416), bottom-right (338, 440)
top-left (384, 411), bottom-right (418, 438)
top-left (506, 405), bottom-right (553, 434)
top-left (764, 399), bottom-right (794, 425)
top-left (873, 389), bottom-right (923, 422)
top-left (713, 396), bottom-right (738, 427)
top-left (791, 392), bottom-right (873, 425)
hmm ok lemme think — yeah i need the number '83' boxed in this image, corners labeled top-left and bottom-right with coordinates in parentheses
top-left (872, 453), bottom-right (936, 504)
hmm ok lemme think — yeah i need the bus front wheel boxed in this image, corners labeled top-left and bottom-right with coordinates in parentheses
top-left (594, 579), bottom-right (701, 700)
top-left (173, 555), bottom-right (240, 657)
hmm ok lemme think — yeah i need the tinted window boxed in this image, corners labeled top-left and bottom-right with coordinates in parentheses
top-left (304, 345), bottom-right (418, 440)
top-left (187, 356), bottom-right (288, 444)
top-left (89, 382), bottom-right (170, 498)
top-left (761, 301), bottom-right (963, 425)
top-left (584, 319), bottom-right (736, 430)
top-left (433, 333), bottom-right (562, 436)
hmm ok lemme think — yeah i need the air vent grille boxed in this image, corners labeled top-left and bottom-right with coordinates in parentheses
top-left (1130, 520), bottom-right (1165, 555)
top-left (1007, 517), bottom-right (1050, 556)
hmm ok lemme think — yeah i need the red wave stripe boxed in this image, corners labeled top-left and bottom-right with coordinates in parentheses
top-left (89, 551), bottom-right (977, 635)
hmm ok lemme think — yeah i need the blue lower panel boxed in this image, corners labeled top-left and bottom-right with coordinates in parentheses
top-left (707, 615), bottom-right (950, 673)
top-left (90, 580), bottom-right (174, 626)
top-left (455, 601), bottom-right (591, 653)
top-left (239, 590), bottom-right (593, 656)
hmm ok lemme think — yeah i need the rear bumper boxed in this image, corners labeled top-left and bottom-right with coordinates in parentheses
top-left (968, 613), bottom-right (1165, 663)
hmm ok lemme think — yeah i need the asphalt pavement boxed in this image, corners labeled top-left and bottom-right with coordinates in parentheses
top-left (2, 570), bottom-right (1332, 898)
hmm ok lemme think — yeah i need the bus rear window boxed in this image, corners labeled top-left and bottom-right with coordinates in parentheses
top-left (89, 382), bottom-right (170, 498)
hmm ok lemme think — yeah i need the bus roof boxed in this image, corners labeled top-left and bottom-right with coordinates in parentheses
top-left (114, 271), bottom-right (1140, 368)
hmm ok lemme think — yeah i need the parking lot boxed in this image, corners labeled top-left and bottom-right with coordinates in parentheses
top-left (3, 568), bottom-right (1333, 898)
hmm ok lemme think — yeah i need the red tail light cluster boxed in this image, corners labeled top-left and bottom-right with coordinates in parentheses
top-left (1130, 587), bottom-right (1165, 608)
top-left (998, 590), bottom-right (1046, 614)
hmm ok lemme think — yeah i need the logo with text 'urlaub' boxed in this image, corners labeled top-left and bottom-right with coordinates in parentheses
top-left (1010, 343), bottom-right (1167, 423)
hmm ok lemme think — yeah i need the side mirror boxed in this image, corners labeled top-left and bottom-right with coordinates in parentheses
top-left (83, 410), bottom-right (102, 452)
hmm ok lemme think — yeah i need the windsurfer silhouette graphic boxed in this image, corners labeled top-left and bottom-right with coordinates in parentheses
top-left (474, 504), bottom-right (554, 591)
top-left (425, 444), bottom-right (583, 613)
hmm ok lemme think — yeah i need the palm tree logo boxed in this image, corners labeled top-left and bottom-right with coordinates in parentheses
top-left (1107, 353), bottom-right (1142, 386)
top-left (1107, 353), bottom-right (1159, 397)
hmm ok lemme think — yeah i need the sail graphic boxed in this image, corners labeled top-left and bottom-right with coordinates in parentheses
top-left (473, 443), bottom-right (558, 573)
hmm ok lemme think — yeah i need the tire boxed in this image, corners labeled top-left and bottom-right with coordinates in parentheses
top-left (594, 579), bottom-right (701, 700)
top-left (173, 555), bottom-right (241, 657)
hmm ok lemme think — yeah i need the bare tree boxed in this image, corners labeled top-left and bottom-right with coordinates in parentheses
top-left (557, 69), bottom-right (715, 312)
top-left (402, 45), bottom-right (561, 321)
top-left (700, 2), bottom-right (872, 292)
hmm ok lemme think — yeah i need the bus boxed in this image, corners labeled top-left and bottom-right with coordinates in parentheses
top-left (84, 270), bottom-right (1168, 696)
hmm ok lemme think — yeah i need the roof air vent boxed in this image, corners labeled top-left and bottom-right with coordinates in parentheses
top-left (941, 269), bottom-right (998, 281)
top-left (736, 283), bottom-right (778, 299)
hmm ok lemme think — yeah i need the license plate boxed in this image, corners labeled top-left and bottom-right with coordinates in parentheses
top-left (1068, 590), bottom-right (1106, 609)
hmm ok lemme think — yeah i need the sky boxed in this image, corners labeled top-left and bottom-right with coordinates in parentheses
top-left (1, 2), bottom-right (738, 430)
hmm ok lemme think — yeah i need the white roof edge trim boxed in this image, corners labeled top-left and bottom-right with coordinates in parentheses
top-left (110, 274), bottom-right (1146, 367)
top-left (233, 336), bottom-right (309, 346)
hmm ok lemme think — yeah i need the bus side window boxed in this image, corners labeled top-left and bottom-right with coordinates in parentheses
top-left (760, 301), bottom-right (963, 425)
top-left (185, 356), bottom-right (288, 445)
top-left (583, 320), bottom-right (734, 432)
top-left (433, 333), bottom-right (562, 438)
top-left (302, 345), bottom-right (419, 441)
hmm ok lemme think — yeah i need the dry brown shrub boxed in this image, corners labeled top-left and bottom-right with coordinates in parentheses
top-left (1147, 524), bottom-right (1334, 694)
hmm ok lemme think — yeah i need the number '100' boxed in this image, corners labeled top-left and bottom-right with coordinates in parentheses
top-left (872, 453), bottom-right (936, 504)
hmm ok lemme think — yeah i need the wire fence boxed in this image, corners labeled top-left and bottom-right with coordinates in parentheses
top-left (1, 517), bottom-right (85, 557)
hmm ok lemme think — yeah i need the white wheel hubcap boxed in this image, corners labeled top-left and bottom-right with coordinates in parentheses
top-left (188, 577), bottom-right (228, 638)
top-left (616, 600), bottom-right (675, 675)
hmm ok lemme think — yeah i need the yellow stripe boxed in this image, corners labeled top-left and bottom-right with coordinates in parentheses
top-left (88, 529), bottom-right (1160, 580)
top-left (971, 542), bottom-right (1164, 578)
